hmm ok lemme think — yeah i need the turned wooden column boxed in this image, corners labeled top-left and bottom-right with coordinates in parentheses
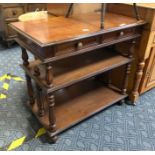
top-left (120, 62), bottom-right (131, 105)
top-left (121, 40), bottom-right (133, 95)
top-left (46, 64), bottom-right (53, 87)
top-left (47, 93), bottom-right (57, 143)
top-left (131, 60), bottom-right (145, 103)
top-left (121, 63), bottom-right (131, 95)
top-left (128, 40), bottom-right (145, 104)
top-left (21, 47), bottom-right (35, 105)
top-left (21, 47), bottom-right (29, 66)
top-left (119, 41), bottom-right (133, 105)
top-left (36, 84), bottom-right (45, 117)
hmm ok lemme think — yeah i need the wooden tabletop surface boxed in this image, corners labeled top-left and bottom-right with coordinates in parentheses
top-left (10, 12), bottom-right (144, 46)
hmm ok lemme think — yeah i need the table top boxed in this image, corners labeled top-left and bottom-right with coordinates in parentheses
top-left (10, 12), bottom-right (145, 47)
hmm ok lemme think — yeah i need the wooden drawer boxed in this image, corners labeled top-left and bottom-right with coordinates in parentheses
top-left (55, 37), bottom-right (98, 56)
top-left (3, 7), bottom-right (24, 19)
top-left (16, 26), bottom-right (141, 62)
top-left (103, 28), bottom-right (136, 43)
top-left (55, 27), bottom-right (137, 57)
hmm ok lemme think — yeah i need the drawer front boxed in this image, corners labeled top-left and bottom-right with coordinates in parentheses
top-left (4, 7), bottom-right (24, 19)
top-left (55, 27), bottom-right (137, 57)
top-left (103, 28), bottom-right (136, 43)
top-left (55, 37), bottom-right (98, 56)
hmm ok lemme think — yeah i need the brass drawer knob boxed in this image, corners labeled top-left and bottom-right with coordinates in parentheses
top-left (77, 42), bottom-right (83, 48)
top-left (12, 10), bottom-right (17, 16)
top-left (119, 31), bottom-right (124, 36)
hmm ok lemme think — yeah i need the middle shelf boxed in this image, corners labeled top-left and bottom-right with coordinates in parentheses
top-left (21, 48), bottom-right (131, 92)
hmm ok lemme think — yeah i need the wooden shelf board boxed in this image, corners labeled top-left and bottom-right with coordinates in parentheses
top-left (21, 49), bottom-right (131, 92)
top-left (28, 79), bottom-right (127, 135)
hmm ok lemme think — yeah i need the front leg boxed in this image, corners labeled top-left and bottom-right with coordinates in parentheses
top-left (21, 47), bottom-right (35, 105)
top-left (47, 93), bottom-right (57, 143)
top-left (130, 60), bottom-right (145, 104)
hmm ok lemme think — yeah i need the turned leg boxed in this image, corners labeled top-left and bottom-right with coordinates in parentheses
top-left (124, 40), bottom-right (143, 104)
top-left (126, 39), bottom-right (145, 104)
top-left (121, 64), bottom-right (131, 95)
top-left (47, 93), bottom-right (57, 143)
top-left (119, 40), bottom-right (134, 104)
top-left (118, 63), bottom-right (131, 106)
top-left (21, 47), bottom-right (29, 67)
top-left (25, 74), bottom-right (35, 105)
top-left (131, 60), bottom-right (145, 104)
top-left (36, 84), bottom-right (45, 117)
top-left (46, 64), bottom-right (53, 87)
top-left (33, 67), bottom-right (44, 115)
top-left (21, 47), bottom-right (35, 105)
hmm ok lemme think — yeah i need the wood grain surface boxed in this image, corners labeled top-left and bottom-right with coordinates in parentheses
top-left (10, 12), bottom-right (142, 45)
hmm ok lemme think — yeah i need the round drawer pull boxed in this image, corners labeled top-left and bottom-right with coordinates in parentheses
top-left (12, 10), bottom-right (17, 16)
top-left (119, 31), bottom-right (124, 36)
top-left (77, 42), bottom-right (83, 48)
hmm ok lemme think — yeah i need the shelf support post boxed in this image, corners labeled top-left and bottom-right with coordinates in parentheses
top-left (131, 60), bottom-right (145, 104)
top-left (121, 63), bottom-right (131, 95)
top-left (121, 40), bottom-right (135, 95)
top-left (21, 47), bottom-right (35, 106)
top-left (129, 40), bottom-right (145, 104)
top-left (47, 93), bottom-right (57, 143)
top-left (36, 84), bottom-right (45, 117)
top-left (46, 63), bottom-right (53, 87)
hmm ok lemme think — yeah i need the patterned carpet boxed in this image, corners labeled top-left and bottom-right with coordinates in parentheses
top-left (0, 43), bottom-right (155, 151)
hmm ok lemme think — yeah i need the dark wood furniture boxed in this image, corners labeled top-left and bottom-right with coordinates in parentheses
top-left (0, 3), bottom-right (47, 46)
top-left (10, 12), bottom-right (146, 142)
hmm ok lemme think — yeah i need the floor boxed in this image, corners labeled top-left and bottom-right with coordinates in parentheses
top-left (0, 43), bottom-right (155, 151)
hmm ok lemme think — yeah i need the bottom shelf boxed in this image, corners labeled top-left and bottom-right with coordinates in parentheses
top-left (29, 78), bottom-right (127, 135)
